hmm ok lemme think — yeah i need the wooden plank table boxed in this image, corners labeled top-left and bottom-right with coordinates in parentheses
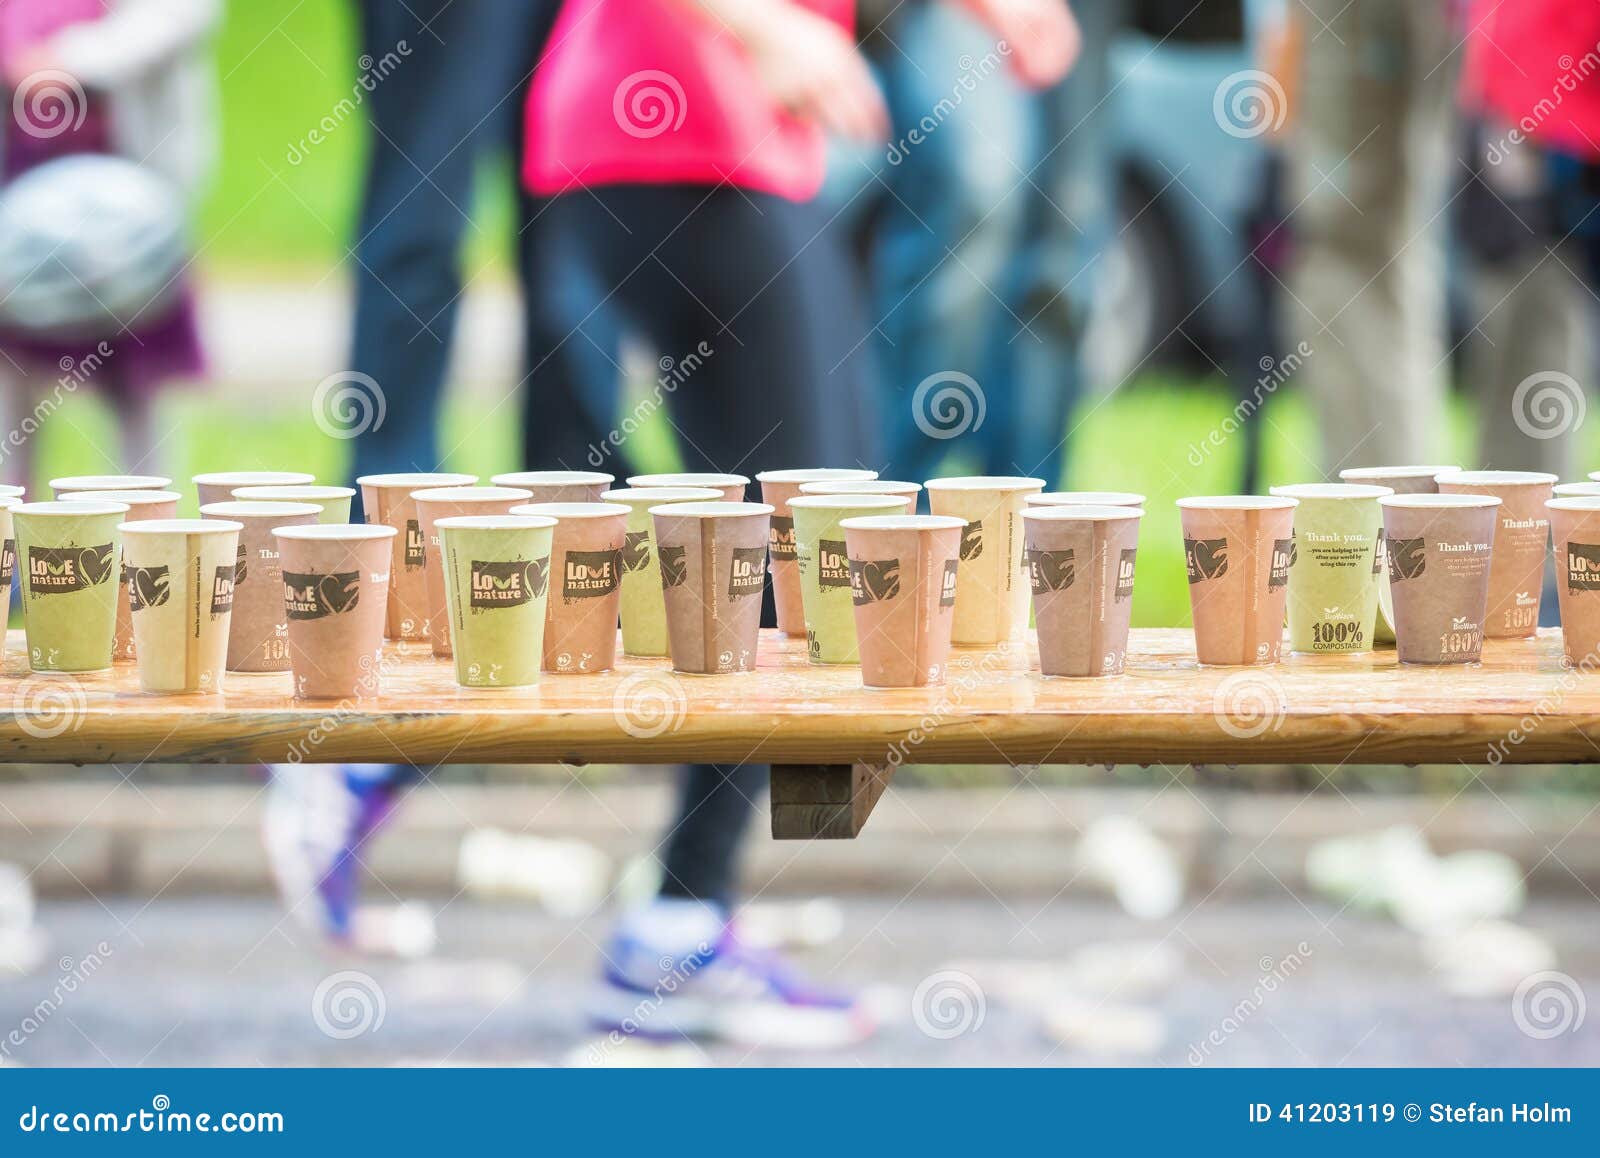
top-left (4, 628), bottom-right (1598, 839)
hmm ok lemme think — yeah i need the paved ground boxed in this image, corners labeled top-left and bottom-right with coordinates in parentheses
top-left (2, 894), bottom-right (1595, 1067)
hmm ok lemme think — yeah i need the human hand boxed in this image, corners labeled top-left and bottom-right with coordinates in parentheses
top-left (740, 3), bottom-right (889, 142)
top-left (962, 0), bottom-right (1080, 89)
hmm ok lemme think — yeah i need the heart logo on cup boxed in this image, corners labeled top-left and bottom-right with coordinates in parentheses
top-left (659, 544), bottom-right (687, 588)
top-left (525, 556), bottom-right (550, 599)
top-left (959, 521), bottom-right (984, 561)
top-left (318, 572), bottom-right (360, 614)
top-left (622, 531), bottom-right (650, 573)
top-left (850, 557), bottom-right (901, 605)
top-left (1387, 537), bottom-right (1427, 582)
top-left (76, 544), bottom-right (115, 586)
top-left (128, 565), bottom-right (171, 611)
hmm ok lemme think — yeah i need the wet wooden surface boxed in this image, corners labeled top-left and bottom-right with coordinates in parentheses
top-left (2, 628), bottom-right (1598, 767)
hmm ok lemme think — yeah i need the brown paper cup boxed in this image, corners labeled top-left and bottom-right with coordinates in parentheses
top-left (1436, 470), bottom-right (1556, 638)
top-left (413, 486), bottom-right (534, 657)
top-left (357, 472), bottom-right (477, 640)
top-left (192, 471), bottom-right (315, 509)
top-left (1554, 483), bottom-right (1600, 500)
top-left (1177, 496), bottom-right (1297, 665)
top-left (491, 471), bottom-right (613, 504)
top-left (1023, 505), bottom-right (1143, 677)
top-left (1379, 494), bottom-right (1499, 665)
top-left (199, 500), bottom-right (324, 672)
top-left (511, 502), bottom-right (629, 673)
top-left (1338, 467), bottom-right (1455, 643)
top-left (52, 474), bottom-right (171, 498)
top-left (1550, 497), bottom-right (1600, 666)
top-left (925, 476), bottom-right (1046, 645)
top-left (627, 473), bottom-right (749, 502)
top-left (274, 524), bottom-right (396, 700)
top-left (757, 469), bottom-right (878, 637)
top-left (76, 489), bottom-right (180, 662)
top-left (839, 515), bottom-right (965, 688)
top-left (1025, 491), bottom-right (1145, 509)
top-left (649, 501), bottom-right (772, 674)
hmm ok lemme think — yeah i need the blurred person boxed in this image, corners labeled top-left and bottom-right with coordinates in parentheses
top-left (519, 0), bottom-right (888, 1040)
top-left (0, 0), bottom-right (219, 483)
top-left (839, 0), bottom-right (1099, 488)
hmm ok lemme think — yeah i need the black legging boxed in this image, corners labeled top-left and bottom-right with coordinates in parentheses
top-left (523, 184), bottom-right (879, 905)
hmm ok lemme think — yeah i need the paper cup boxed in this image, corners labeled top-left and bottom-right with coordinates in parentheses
top-left (1436, 470), bottom-right (1557, 638)
top-left (119, 519), bottom-right (244, 693)
top-left (790, 494), bottom-right (912, 664)
top-left (799, 479), bottom-right (923, 502)
top-left (1549, 497), bottom-right (1600, 666)
top-left (925, 476), bottom-right (1045, 645)
top-left (1023, 505), bottom-right (1143, 677)
top-left (601, 487), bottom-right (723, 657)
top-left (0, 484), bottom-right (25, 498)
top-left (1379, 495), bottom-right (1500, 665)
top-left (1338, 468), bottom-right (1456, 643)
top-left (838, 514), bottom-right (965, 688)
top-left (0, 497), bottom-right (18, 607)
top-left (1554, 483), bottom-right (1600, 499)
top-left (357, 472), bottom-right (477, 640)
top-left (1269, 484), bottom-right (1391, 654)
top-left (274, 524), bottom-right (396, 700)
top-left (192, 471), bottom-right (315, 508)
top-left (231, 484), bottom-right (355, 524)
top-left (199, 501), bottom-right (323, 672)
top-left (627, 473), bottom-right (749, 502)
top-left (757, 469), bottom-right (879, 638)
top-left (412, 486), bottom-right (534, 657)
top-left (491, 471), bottom-right (614, 504)
top-left (649, 501), bottom-right (772, 675)
top-left (1025, 491), bottom-right (1146, 509)
top-left (510, 502), bottom-right (629, 673)
top-left (75, 490), bottom-right (182, 662)
top-left (51, 474), bottom-right (170, 497)
top-left (13, 500), bottom-right (129, 672)
top-left (437, 514), bottom-right (558, 688)
top-left (1177, 496), bottom-right (1297, 666)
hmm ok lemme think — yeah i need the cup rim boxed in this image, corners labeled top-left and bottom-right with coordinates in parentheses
top-left (798, 480), bottom-right (922, 495)
top-left (1022, 504), bottom-right (1145, 522)
top-left (1553, 482), bottom-right (1600, 497)
top-left (1026, 491), bottom-right (1146, 507)
top-left (1269, 483), bottom-right (1394, 500)
top-left (838, 514), bottom-right (968, 532)
top-left (509, 502), bottom-right (631, 520)
top-left (787, 494), bottom-right (911, 512)
top-left (51, 474), bottom-right (172, 491)
top-left (200, 500), bottom-right (325, 518)
top-left (1175, 495), bottom-right (1298, 511)
top-left (1338, 465), bottom-right (1460, 481)
top-left (14, 500), bottom-right (130, 516)
top-left (1547, 497), bottom-right (1600, 513)
top-left (1435, 470), bottom-right (1559, 487)
top-left (192, 471), bottom-right (315, 487)
top-left (490, 470), bottom-right (614, 487)
top-left (601, 487), bottom-right (724, 504)
top-left (0, 484), bottom-right (25, 496)
top-left (1379, 493), bottom-right (1503, 510)
top-left (411, 485), bottom-right (534, 504)
top-left (755, 468), bottom-right (879, 484)
top-left (626, 472), bottom-right (749, 488)
top-left (435, 514), bottom-right (560, 531)
top-left (273, 523), bottom-right (398, 542)
top-left (73, 490), bottom-right (183, 506)
top-left (645, 501), bottom-right (774, 519)
top-left (0, 496), bottom-right (17, 509)
top-left (231, 484), bottom-right (356, 501)
top-left (119, 518), bottom-right (244, 535)
top-left (923, 476), bottom-right (1046, 492)
top-left (356, 472), bottom-right (478, 489)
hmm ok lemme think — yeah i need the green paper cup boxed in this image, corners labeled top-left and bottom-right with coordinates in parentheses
top-left (75, 490), bottom-right (183, 662)
top-left (437, 515), bottom-right (559, 688)
top-left (231, 484), bottom-right (355, 524)
top-left (1269, 483), bottom-right (1393, 654)
top-left (192, 471), bottom-right (315, 508)
top-left (790, 493), bottom-right (911, 664)
top-left (13, 500), bottom-right (129, 672)
top-left (51, 474), bottom-right (170, 498)
top-left (120, 518), bottom-right (244, 694)
top-left (601, 487), bottom-right (723, 657)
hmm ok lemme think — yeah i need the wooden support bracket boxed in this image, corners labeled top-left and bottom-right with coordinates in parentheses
top-left (769, 762), bottom-right (894, 840)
